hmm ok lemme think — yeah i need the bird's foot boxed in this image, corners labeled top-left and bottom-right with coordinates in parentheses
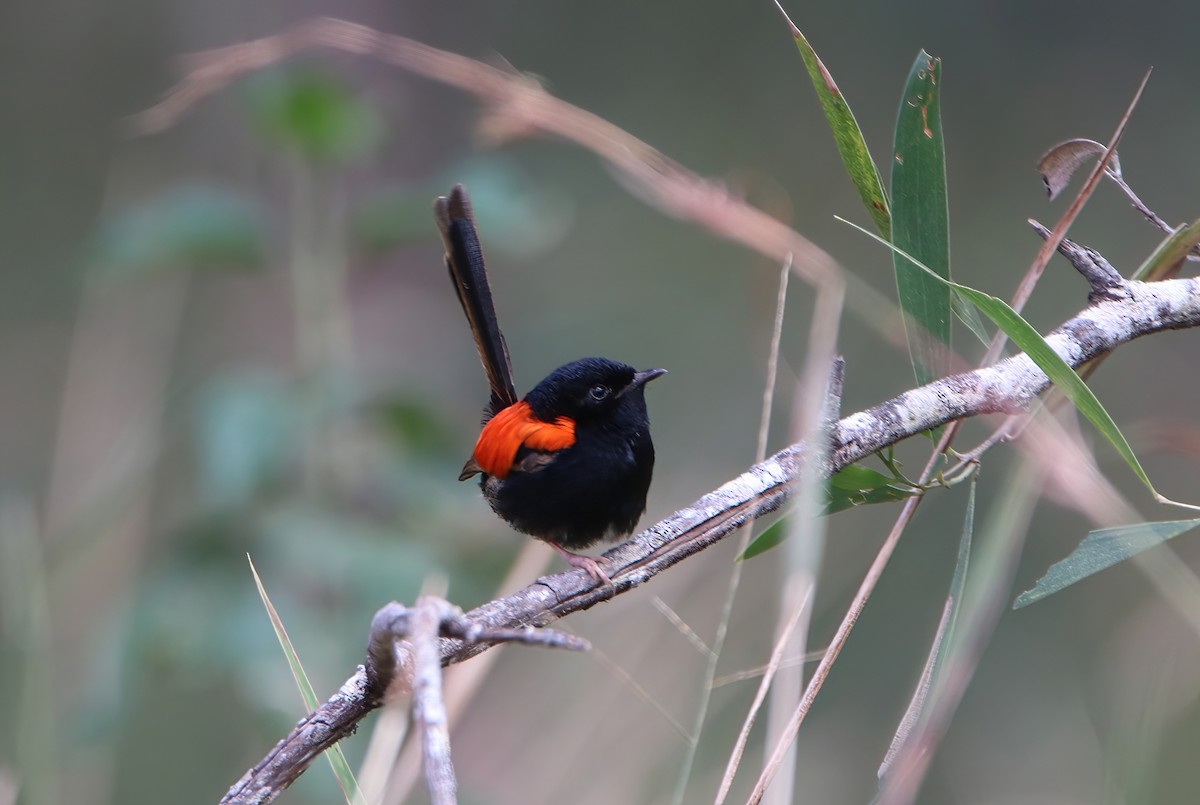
top-left (549, 542), bottom-right (613, 588)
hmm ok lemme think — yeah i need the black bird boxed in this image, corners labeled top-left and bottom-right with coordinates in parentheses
top-left (434, 185), bottom-right (665, 583)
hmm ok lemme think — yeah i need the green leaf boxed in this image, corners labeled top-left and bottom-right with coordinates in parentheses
top-left (1013, 520), bottom-right (1200, 608)
top-left (92, 185), bottom-right (265, 279)
top-left (891, 51), bottom-right (951, 386)
top-left (829, 464), bottom-right (896, 490)
top-left (245, 68), bottom-right (383, 163)
top-left (826, 464), bottom-right (921, 516)
top-left (951, 283), bottom-right (1159, 495)
top-left (1132, 218), bottom-right (1200, 281)
top-left (825, 482), bottom-right (921, 516)
top-left (839, 216), bottom-right (1169, 503)
top-left (740, 519), bottom-right (789, 561)
top-left (249, 557), bottom-right (363, 805)
top-left (952, 292), bottom-right (991, 346)
top-left (880, 475), bottom-right (975, 778)
top-left (776, 4), bottom-right (890, 238)
top-left (942, 475), bottom-right (976, 652)
top-left (740, 465), bottom-right (921, 559)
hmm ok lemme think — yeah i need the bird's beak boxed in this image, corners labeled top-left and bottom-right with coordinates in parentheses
top-left (631, 368), bottom-right (668, 388)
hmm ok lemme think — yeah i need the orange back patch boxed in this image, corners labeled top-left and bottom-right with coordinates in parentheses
top-left (472, 401), bottom-right (576, 478)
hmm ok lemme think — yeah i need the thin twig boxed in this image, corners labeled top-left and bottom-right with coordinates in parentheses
top-left (378, 543), bottom-right (550, 805)
top-left (714, 589), bottom-right (811, 804)
top-left (1104, 170), bottom-right (1200, 260)
top-left (652, 596), bottom-right (715, 659)
top-left (672, 256), bottom-right (793, 805)
top-left (587, 643), bottom-right (695, 743)
top-left (710, 649), bottom-right (826, 689)
top-left (875, 465), bottom-right (1041, 805)
top-left (746, 457), bottom-right (931, 804)
top-left (1027, 220), bottom-right (1127, 302)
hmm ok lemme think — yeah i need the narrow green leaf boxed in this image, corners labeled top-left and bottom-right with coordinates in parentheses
top-left (775, 3), bottom-right (890, 238)
top-left (892, 51), bottom-right (952, 386)
top-left (740, 520), bottom-right (789, 561)
top-left (838, 216), bottom-right (1167, 502)
top-left (951, 284), bottom-right (1157, 494)
top-left (880, 476), bottom-right (975, 778)
top-left (952, 292), bottom-right (991, 346)
top-left (942, 475), bottom-right (976, 653)
top-left (1013, 520), bottom-right (1200, 608)
top-left (249, 556), bottom-right (363, 805)
top-left (1132, 218), bottom-right (1200, 281)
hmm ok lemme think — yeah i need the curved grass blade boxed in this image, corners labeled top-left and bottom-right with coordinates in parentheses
top-left (1013, 519), bottom-right (1200, 608)
top-left (774, 1), bottom-right (890, 238)
top-left (952, 293), bottom-right (991, 346)
top-left (1132, 218), bottom-right (1200, 281)
top-left (880, 475), bottom-right (975, 778)
top-left (950, 284), bottom-right (1158, 493)
top-left (249, 555), bottom-right (364, 805)
top-left (892, 51), bottom-right (951, 386)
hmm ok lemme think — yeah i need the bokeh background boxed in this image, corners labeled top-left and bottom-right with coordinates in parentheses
top-left (3, 1), bottom-right (1200, 803)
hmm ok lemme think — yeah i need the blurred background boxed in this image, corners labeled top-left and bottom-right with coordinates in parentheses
top-left (2, 1), bottom-right (1200, 803)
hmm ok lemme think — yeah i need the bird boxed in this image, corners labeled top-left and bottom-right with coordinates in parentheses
top-left (434, 184), bottom-right (665, 584)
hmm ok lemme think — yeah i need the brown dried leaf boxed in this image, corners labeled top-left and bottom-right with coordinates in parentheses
top-left (1037, 138), bottom-right (1122, 200)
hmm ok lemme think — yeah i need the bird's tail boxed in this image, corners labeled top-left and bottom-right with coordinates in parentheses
top-left (434, 185), bottom-right (518, 419)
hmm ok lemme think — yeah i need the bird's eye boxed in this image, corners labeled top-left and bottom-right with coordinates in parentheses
top-left (589, 384), bottom-right (611, 401)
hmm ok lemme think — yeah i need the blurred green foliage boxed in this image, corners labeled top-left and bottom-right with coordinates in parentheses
top-left (91, 185), bottom-right (266, 278)
top-left (244, 68), bottom-right (384, 163)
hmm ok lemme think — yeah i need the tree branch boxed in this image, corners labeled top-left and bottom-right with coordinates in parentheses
top-left (222, 599), bottom-right (586, 805)
top-left (222, 274), bottom-right (1200, 804)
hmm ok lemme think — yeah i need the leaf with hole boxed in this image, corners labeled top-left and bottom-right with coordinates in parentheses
top-left (892, 51), bottom-right (951, 386)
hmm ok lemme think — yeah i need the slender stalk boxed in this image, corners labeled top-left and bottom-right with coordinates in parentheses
top-left (670, 259), bottom-right (792, 805)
